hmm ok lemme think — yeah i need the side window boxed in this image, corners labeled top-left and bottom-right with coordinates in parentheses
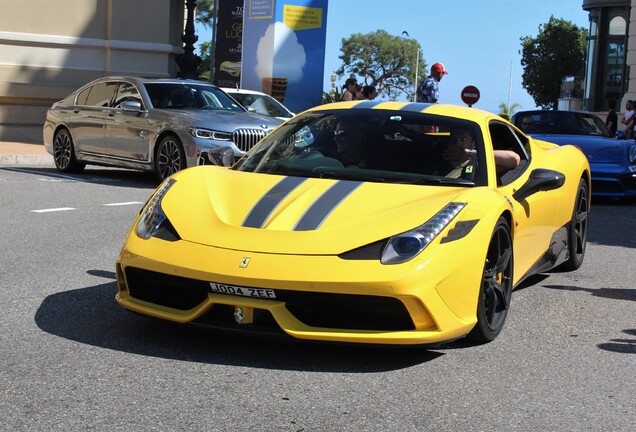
top-left (76, 87), bottom-right (91, 106)
top-left (84, 82), bottom-right (118, 107)
top-left (489, 121), bottom-right (529, 185)
top-left (113, 82), bottom-right (143, 108)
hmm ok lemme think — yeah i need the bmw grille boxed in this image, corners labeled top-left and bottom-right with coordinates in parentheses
top-left (233, 128), bottom-right (268, 152)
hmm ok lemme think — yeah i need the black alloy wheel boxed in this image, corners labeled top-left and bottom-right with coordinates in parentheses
top-left (560, 178), bottom-right (589, 270)
top-left (155, 134), bottom-right (186, 181)
top-left (53, 128), bottom-right (85, 173)
top-left (468, 217), bottom-right (514, 343)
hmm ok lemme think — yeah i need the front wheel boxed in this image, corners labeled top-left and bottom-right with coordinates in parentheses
top-left (468, 217), bottom-right (514, 343)
top-left (155, 134), bottom-right (186, 181)
top-left (53, 128), bottom-right (85, 173)
top-left (560, 178), bottom-right (589, 270)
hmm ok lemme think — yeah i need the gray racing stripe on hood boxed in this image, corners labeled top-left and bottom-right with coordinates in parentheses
top-left (243, 176), bottom-right (307, 228)
top-left (294, 180), bottom-right (362, 231)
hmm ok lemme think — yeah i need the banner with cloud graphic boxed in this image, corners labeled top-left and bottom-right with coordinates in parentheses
top-left (241, 0), bottom-right (329, 113)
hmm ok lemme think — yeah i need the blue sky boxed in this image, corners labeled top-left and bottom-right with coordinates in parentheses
top-left (196, 0), bottom-right (589, 114)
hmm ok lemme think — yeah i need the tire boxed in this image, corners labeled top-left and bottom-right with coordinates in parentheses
top-left (52, 128), bottom-right (85, 173)
top-left (155, 134), bottom-right (186, 181)
top-left (560, 178), bottom-right (589, 270)
top-left (468, 217), bottom-right (514, 343)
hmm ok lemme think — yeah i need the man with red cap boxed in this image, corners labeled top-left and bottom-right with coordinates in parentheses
top-left (416, 62), bottom-right (449, 103)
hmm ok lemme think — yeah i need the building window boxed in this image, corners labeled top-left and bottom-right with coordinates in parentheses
top-left (604, 14), bottom-right (627, 101)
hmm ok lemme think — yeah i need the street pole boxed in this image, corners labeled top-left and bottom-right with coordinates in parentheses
top-left (507, 61), bottom-right (513, 112)
top-left (401, 31), bottom-right (419, 102)
top-left (209, 0), bottom-right (219, 83)
top-left (414, 49), bottom-right (419, 102)
top-left (176, 0), bottom-right (202, 79)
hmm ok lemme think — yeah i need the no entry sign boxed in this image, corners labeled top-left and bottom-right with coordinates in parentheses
top-left (461, 85), bottom-right (480, 106)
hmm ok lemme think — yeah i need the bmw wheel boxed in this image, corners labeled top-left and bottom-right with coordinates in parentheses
top-left (560, 178), bottom-right (589, 270)
top-left (155, 134), bottom-right (186, 181)
top-left (468, 217), bottom-right (513, 343)
top-left (53, 128), bottom-right (85, 173)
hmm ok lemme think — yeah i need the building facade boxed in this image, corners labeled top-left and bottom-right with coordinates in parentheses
top-left (582, 0), bottom-right (636, 112)
top-left (0, 0), bottom-right (187, 143)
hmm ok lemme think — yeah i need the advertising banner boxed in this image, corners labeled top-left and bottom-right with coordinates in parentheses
top-left (241, 0), bottom-right (329, 113)
top-left (213, 0), bottom-right (244, 88)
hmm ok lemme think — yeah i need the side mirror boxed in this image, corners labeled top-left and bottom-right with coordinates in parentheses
top-left (121, 101), bottom-right (142, 112)
top-left (513, 168), bottom-right (565, 201)
top-left (207, 146), bottom-right (235, 167)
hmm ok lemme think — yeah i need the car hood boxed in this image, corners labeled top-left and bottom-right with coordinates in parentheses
top-left (532, 133), bottom-right (628, 163)
top-left (154, 108), bottom-right (283, 130)
top-left (161, 167), bottom-right (475, 255)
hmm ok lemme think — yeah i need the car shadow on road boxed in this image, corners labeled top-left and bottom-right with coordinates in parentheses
top-left (34, 271), bottom-right (444, 372)
top-left (0, 166), bottom-right (159, 189)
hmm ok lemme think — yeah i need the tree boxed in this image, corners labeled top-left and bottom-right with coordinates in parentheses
top-left (195, 0), bottom-right (215, 30)
top-left (498, 102), bottom-right (523, 120)
top-left (195, 0), bottom-right (215, 80)
top-left (520, 16), bottom-right (587, 110)
top-left (337, 30), bottom-right (425, 100)
top-left (197, 40), bottom-right (212, 81)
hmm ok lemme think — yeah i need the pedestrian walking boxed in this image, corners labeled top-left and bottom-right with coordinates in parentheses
top-left (416, 62), bottom-right (448, 103)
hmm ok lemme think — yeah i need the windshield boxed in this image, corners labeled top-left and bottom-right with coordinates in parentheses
top-left (144, 83), bottom-right (244, 112)
top-left (514, 111), bottom-right (613, 137)
top-left (229, 92), bottom-right (292, 118)
top-left (233, 109), bottom-right (487, 186)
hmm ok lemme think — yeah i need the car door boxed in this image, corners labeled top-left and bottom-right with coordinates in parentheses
top-left (489, 121), bottom-right (565, 278)
top-left (103, 81), bottom-right (152, 163)
top-left (67, 81), bottom-right (118, 155)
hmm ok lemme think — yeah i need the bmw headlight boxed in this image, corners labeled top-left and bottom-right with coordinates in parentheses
top-left (137, 178), bottom-right (177, 240)
top-left (381, 203), bottom-right (466, 264)
top-left (187, 127), bottom-right (232, 141)
top-left (629, 143), bottom-right (636, 163)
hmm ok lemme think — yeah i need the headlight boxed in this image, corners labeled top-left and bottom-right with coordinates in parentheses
top-left (137, 178), bottom-right (176, 240)
top-left (629, 144), bottom-right (636, 163)
top-left (187, 127), bottom-right (232, 141)
top-left (381, 202), bottom-right (466, 264)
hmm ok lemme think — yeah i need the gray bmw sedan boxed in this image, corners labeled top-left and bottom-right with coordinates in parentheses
top-left (43, 77), bottom-right (283, 180)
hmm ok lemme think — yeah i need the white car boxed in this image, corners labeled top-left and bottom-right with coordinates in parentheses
top-left (222, 87), bottom-right (294, 121)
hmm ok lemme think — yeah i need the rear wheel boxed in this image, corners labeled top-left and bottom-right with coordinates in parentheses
top-left (155, 134), bottom-right (186, 181)
top-left (560, 178), bottom-right (589, 270)
top-left (53, 128), bottom-right (85, 173)
top-left (468, 217), bottom-right (513, 343)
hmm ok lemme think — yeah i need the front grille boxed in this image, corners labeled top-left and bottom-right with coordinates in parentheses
top-left (232, 128), bottom-right (268, 152)
top-left (281, 291), bottom-right (415, 331)
top-left (125, 267), bottom-right (209, 310)
top-left (124, 267), bottom-right (415, 331)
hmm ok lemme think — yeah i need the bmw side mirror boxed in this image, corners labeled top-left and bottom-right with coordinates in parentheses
top-left (513, 169), bottom-right (565, 201)
top-left (207, 146), bottom-right (235, 167)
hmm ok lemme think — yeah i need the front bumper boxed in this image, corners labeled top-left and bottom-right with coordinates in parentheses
top-left (115, 234), bottom-right (480, 346)
top-left (589, 162), bottom-right (636, 197)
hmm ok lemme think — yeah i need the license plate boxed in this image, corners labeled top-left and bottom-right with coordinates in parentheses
top-left (210, 282), bottom-right (276, 299)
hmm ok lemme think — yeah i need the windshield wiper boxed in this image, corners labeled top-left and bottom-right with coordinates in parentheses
top-left (402, 177), bottom-right (475, 186)
top-left (314, 169), bottom-right (387, 183)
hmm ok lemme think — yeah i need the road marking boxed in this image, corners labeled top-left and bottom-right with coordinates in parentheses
top-left (39, 178), bottom-right (74, 182)
top-left (31, 207), bottom-right (76, 213)
top-left (103, 201), bottom-right (144, 206)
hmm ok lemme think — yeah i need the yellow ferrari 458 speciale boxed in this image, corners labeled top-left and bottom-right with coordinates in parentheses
top-left (116, 101), bottom-right (590, 346)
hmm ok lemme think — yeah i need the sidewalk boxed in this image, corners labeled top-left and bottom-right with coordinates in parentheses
top-left (0, 141), bottom-right (53, 165)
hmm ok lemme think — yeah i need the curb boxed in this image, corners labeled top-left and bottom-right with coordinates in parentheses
top-left (0, 154), bottom-right (53, 165)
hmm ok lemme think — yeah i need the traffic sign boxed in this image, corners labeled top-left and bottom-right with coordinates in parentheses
top-left (461, 85), bottom-right (480, 106)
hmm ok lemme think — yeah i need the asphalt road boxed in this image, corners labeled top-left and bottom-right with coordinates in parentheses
top-left (1, 165), bottom-right (634, 432)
